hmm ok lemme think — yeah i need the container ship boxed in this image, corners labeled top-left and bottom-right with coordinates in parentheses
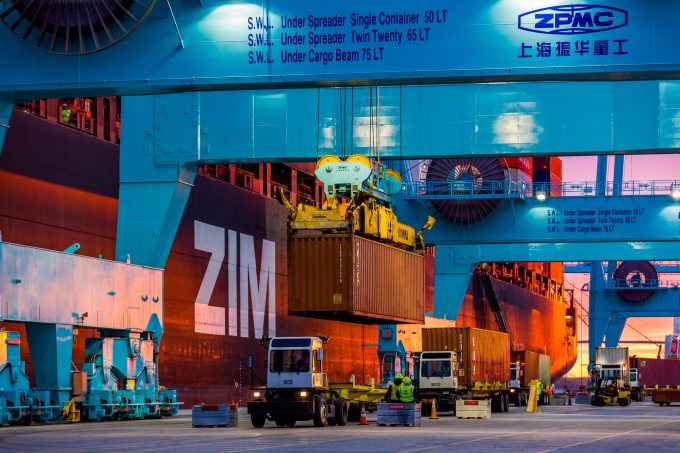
top-left (0, 98), bottom-right (577, 406)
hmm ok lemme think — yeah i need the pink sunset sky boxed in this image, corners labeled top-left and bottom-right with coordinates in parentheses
top-left (562, 154), bottom-right (680, 378)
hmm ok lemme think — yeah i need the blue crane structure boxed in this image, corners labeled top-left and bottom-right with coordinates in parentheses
top-left (0, 0), bottom-right (680, 410)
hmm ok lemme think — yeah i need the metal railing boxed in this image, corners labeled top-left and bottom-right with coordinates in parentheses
top-left (402, 179), bottom-right (528, 200)
top-left (564, 262), bottom-right (680, 273)
top-left (606, 279), bottom-right (680, 290)
top-left (402, 179), bottom-right (680, 200)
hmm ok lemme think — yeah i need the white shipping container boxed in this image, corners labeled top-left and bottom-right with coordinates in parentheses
top-left (595, 347), bottom-right (629, 365)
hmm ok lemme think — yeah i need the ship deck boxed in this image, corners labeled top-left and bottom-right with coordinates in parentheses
top-left (4, 401), bottom-right (679, 452)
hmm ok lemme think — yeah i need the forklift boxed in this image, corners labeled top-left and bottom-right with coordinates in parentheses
top-left (590, 348), bottom-right (632, 407)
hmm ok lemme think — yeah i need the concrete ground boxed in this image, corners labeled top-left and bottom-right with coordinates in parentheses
top-left (2, 401), bottom-right (680, 452)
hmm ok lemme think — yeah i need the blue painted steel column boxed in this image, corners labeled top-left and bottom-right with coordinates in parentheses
top-left (115, 94), bottom-right (198, 268)
top-left (24, 323), bottom-right (74, 407)
top-left (588, 262), bottom-right (608, 363)
top-left (433, 246), bottom-right (474, 319)
top-left (604, 318), bottom-right (627, 348)
top-left (612, 156), bottom-right (625, 197)
top-left (0, 99), bottom-right (13, 156)
top-left (589, 155), bottom-right (609, 364)
top-left (606, 157), bottom-right (624, 280)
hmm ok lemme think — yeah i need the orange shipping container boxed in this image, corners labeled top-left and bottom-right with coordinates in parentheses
top-left (550, 157), bottom-right (563, 180)
top-left (503, 157), bottom-right (533, 177)
top-left (511, 350), bottom-right (539, 387)
top-left (288, 235), bottom-right (425, 324)
top-left (549, 262), bottom-right (564, 283)
top-left (422, 327), bottom-right (510, 387)
top-left (424, 253), bottom-right (435, 315)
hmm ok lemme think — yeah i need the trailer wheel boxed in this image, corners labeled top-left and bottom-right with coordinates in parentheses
top-left (347, 404), bottom-right (360, 423)
top-left (327, 398), bottom-right (337, 426)
top-left (491, 395), bottom-right (501, 413)
top-left (503, 394), bottom-right (510, 412)
top-left (285, 418), bottom-right (296, 427)
top-left (334, 398), bottom-right (348, 426)
top-left (251, 414), bottom-right (266, 428)
top-left (313, 397), bottom-right (328, 427)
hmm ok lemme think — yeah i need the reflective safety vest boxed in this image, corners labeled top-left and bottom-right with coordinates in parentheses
top-left (62, 108), bottom-right (71, 124)
top-left (399, 383), bottom-right (414, 403)
top-left (388, 382), bottom-right (399, 401)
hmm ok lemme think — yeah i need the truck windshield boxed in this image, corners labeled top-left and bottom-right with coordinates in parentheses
top-left (601, 368), bottom-right (622, 379)
top-left (270, 349), bottom-right (310, 372)
top-left (421, 360), bottom-right (451, 378)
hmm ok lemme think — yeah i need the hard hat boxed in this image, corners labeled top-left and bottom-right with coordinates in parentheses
top-left (395, 373), bottom-right (403, 380)
top-left (403, 377), bottom-right (412, 384)
top-left (63, 104), bottom-right (67, 108)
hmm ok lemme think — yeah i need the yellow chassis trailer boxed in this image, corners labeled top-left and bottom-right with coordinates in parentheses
top-left (329, 382), bottom-right (388, 411)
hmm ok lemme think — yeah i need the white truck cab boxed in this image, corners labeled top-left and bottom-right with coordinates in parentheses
top-left (413, 351), bottom-right (459, 413)
top-left (418, 351), bottom-right (458, 390)
top-left (266, 337), bottom-right (327, 390)
top-left (249, 336), bottom-right (353, 428)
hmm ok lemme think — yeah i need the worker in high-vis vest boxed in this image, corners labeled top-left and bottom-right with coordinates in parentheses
top-left (387, 373), bottom-right (403, 402)
top-left (399, 376), bottom-right (415, 403)
top-left (536, 380), bottom-right (543, 404)
top-left (61, 104), bottom-right (71, 124)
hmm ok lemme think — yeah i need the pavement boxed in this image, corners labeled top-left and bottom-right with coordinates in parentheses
top-left (2, 401), bottom-right (680, 452)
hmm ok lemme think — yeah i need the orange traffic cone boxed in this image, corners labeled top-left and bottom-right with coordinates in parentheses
top-left (429, 399), bottom-right (439, 419)
top-left (359, 404), bottom-right (368, 425)
top-left (228, 399), bottom-right (239, 427)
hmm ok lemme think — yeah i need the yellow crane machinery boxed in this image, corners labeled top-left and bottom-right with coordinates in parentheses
top-left (276, 154), bottom-right (434, 254)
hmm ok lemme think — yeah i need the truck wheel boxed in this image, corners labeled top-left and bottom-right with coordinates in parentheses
top-left (275, 418), bottom-right (286, 427)
top-left (313, 397), bottom-right (328, 427)
top-left (503, 394), bottom-right (510, 412)
top-left (491, 395), bottom-right (502, 413)
top-left (327, 398), bottom-right (337, 426)
top-left (285, 418), bottom-right (296, 427)
top-left (334, 398), bottom-right (348, 426)
top-left (251, 414), bottom-right (266, 428)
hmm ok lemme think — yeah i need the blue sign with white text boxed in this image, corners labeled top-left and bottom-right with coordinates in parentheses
top-left (0, 0), bottom-right (678, 96)
top-left (518, 5), bottom-right (628, 35)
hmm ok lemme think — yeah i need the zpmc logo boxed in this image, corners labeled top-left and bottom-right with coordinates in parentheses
top-left (518, 5), bottom-right (628, 35)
